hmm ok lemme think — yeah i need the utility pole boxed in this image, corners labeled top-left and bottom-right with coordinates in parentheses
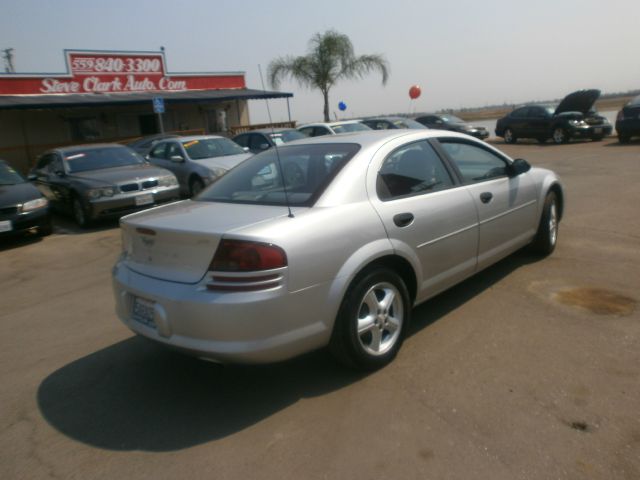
top-left (2, 48), bottom-right (15, 73)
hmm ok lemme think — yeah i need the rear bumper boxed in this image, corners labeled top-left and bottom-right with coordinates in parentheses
top-left (89, 187), bottom-right (180, 220)
top-left (111, 261), bottom-right (333, 363)
top-left (468, 130), bottom-right (489, 140)
top-left (616, 119), bottom-right (640, 136)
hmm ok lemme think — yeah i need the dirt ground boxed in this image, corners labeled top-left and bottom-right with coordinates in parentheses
top-left (1, 137), bottom-right (639, 480)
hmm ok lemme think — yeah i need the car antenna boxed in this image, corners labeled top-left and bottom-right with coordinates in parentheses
top-left (258, 64), bottom-right (294, 218)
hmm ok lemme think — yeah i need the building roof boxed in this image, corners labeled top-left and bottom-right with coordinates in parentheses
top-left (0, 88), bottom-right (292, 110)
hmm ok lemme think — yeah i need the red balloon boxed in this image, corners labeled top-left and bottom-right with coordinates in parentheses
top-left (409, 85), bottom-right (421, 100)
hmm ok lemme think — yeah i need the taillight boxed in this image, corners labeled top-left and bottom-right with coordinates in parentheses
top-left (209, 239), bottom-right (287, 272)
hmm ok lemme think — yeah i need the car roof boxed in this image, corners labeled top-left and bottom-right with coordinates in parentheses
top-left (240, 128), bottom-right (298, 134)
top-left (172, 135), bottom-right (225, 142)
top-left (54, 143), bottom-right (130, 154)
top-left (285, 128), bottom-right (480, 149)
top-left (298, 120), bottom-right (364, 128)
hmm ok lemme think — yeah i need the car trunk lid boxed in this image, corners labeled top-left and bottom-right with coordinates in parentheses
top-left (120, 200), bottom-right (291, 283)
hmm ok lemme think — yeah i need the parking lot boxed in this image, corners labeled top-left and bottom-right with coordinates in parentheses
top-left (1, 137), bottom-right (639, 479)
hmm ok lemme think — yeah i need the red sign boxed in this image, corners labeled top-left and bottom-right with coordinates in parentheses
top-left (0, 50), bottom-right (245, 95)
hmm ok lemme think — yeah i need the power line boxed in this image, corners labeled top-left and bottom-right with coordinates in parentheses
top-left (2, 48), bottom-right (15, 73)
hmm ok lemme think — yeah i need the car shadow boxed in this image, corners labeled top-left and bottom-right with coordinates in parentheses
top-left (602, 139), bottom-right (640, 147)
top-left (0, 231), bottom-right (45, 251)
top-left (36, 250), bottom-right (538, 452)
top-left (51, 213), bottom-right (119, 235)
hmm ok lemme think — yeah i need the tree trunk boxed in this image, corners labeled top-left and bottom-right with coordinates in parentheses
top-left (322, 89), bottom-right (330, 122)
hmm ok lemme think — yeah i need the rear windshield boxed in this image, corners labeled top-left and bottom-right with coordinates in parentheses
top-left (0, 162), bottom-right (25, 185)
top-left (64, 147), bottom-right (145, 173)
top-left (197, 143), bottom-right (360, 206)
top-left (392, 118), bottom-right (426, 129)
top-left (182, 138), bottom-right (245, 159)
top-left (269, 130), bottom-right (306, 145)
top-left (332, 123), bottom-right (371, 134)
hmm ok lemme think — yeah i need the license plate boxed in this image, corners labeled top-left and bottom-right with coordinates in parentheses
top-left (0, 220), bottom-right (12, 233)
top-left (132, 296), bottom-right (156, 328)
top-left (594, 127), bottom-right (603, 134)
top-left (135, 193), bottom-right (153, 206)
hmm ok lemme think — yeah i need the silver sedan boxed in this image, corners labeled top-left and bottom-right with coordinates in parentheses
top-left (112, 130), bottom-right (563, 370)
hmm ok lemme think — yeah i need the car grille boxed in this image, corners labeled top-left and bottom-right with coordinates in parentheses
top-left (585, 117), bottom-right (604, 126)
top-left (119, 179), bottom-right (158, 193)
top-left (0, 206), bottom-right (18, 216)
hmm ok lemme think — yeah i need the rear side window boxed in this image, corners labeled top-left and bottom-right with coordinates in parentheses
top-left (233, 134), bottom-right (249, 148)
top-left (377, 140), bottom-right (454, 200)
top-left (439, 140), bottom-right (508, 183)
top-left (149, 143), bottom-right (167, 159)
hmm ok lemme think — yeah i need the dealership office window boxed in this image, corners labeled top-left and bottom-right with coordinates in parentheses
top-left (68, 117), bottom-right (101, 142)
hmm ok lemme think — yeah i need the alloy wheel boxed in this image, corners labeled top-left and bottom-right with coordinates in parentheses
top-left (356, 282), bottom-right (403, 356)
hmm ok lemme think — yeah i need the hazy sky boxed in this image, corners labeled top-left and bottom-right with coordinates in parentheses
top-left (1, 0), bottom-right (639, 124)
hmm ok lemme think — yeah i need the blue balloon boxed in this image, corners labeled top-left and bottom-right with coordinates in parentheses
top-left (338, 101), bottom-right (347, 111)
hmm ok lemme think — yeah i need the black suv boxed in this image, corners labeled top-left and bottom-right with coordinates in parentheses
top-left (495, 89), bottom-right (612, 144)
top-left (615, 95), bottom-right (640, 143)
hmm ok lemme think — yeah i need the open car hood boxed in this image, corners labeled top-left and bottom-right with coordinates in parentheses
top-left (555, 89), bottom-right (600, 115)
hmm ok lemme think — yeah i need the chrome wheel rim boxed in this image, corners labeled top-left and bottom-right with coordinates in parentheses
top-left (356, 282), bottom-right (403, 356)
top-left (504, 129), bottom-right (513, 143)
top-left (549, 202), bottom-right (558, 246)
top-left (553, 128), bottom-right (564, 144)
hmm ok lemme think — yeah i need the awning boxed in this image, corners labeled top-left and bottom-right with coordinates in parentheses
top-left (0, 88), bottom-right (293, 110)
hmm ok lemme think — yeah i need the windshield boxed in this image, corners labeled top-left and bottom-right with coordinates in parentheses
top-left (197, 143), bottom-right (360, 207)
top-left (392, 118), bottom-right (426, 129)
top-left (182, 138), bottom-right (245, 159)
top-left (64, 147), bottom-right (145, 173)
top-left (440, 114), bottom-right (465, 124)
top-left (0, 162), bottom-right (25, 185)
top-left (269, 130), bottom-right (306, 145)
top-left (332, 123), bottom-right (371, 134)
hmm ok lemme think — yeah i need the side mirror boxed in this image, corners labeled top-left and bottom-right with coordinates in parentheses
top-left (242, 147), bottom-right (250, 153)
top-left (170, 155), bottom-right (184, 163)
top-left (258, 143), bottom-right (270, 151)
top-left (54, 170), bottom-right (66, 177)
top-left (27, 173), bottom-right (37, 181)
top-left (509, 158), bottom-right (531, 176)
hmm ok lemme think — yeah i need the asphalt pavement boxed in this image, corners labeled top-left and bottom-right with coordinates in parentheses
top-left (1, 137), bottom-right (639, 480)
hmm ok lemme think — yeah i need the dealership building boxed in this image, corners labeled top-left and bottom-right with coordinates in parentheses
top-left (0, 49), bottom-right (293, 172)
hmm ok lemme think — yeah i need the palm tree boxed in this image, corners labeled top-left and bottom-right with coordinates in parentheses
top-left (268, 30), bottom-right (389, 122)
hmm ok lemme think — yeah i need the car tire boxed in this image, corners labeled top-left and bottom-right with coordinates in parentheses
top-left (530, 191), bottom-right (558, 256)
top-left (330, 267), bottom-right (410, 370)
top-left (503, 128), bottom-right (517, 144)
top-left (72, 196), bottom-right (90, 228)
top-left (189, 176), bottom-right (205, 197)
top-left (618, 135), bottom-right (630, 144)
top-left (552, 127), bottom-right (568, 144)
top-left (39, 220), bottom-right (53, 236)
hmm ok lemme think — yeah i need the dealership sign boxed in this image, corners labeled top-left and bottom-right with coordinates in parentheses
top-left (0, 50), bottom-right (245, 95)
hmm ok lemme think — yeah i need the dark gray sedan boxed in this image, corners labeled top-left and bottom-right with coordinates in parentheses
top-left (31, 144), bottom-right (180, 227)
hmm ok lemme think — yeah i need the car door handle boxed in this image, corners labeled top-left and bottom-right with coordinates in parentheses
top-left (480, 192), bottom-right (493, 204)
top-left (393, 213), bottom-right (414, 228)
